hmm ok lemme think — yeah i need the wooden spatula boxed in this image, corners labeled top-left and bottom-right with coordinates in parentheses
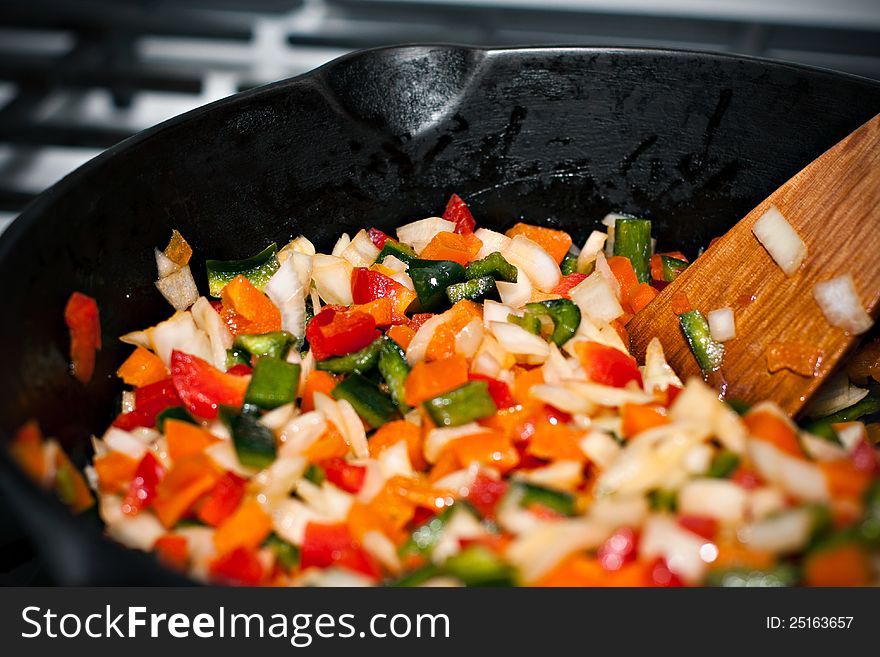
top-left (628, 113), bottom-right (880, 417)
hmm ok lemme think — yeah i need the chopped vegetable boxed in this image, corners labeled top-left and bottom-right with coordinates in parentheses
top-left (464, 251), bottom-right (518, 283)
top-left (505, 223), bottom-right (572, 265)
top-left (423, 380), bottom-right (497, 427)
top-left (446, 276), bottom-right (497, 304)
top-left (613, 217), bottom-right (652, 283)
top-left (64, 291), bottom-right (101, 383)
top-left (408, 259), bottom-right (467, 311)
top-left (244, 357), bottom-right (301, 409)
top-left (679, 310), bottom-right (725, 373)
top-left (221, 405), bottom-right (277, 470)
top-left (521, 299), bottom-right (581, 347)
top-left (707, 307), bottom-right (736, 342)
top-left (812, 274), bottom-right (873, 335)
top-left (233, 331), bottom-right (295, 360)
top-left (443, 193), bottom-right (476, 234)
top-left (316, 337), bottom-right (382, 374)
top-left (331, 373), bottom-right (398, 429)
top-left (206, 243), bottom-right (279, 297)
top-left (170, 350), bottom-right (249, 419)
top-left (378, 336), bottom-right (410, 411)
top-left (306, 306), bottom-right (379, 361)
top-left (751, 205), bottom-right (806, 276)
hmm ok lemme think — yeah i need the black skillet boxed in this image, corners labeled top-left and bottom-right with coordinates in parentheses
top-left (1, 46), bottom-right (879, 584)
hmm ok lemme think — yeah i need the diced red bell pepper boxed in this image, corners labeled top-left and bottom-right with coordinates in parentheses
top-left (575, 342), bottom-right (643, 388)
top-left (300, 522), bottom-right (380, 579)
top-left (731, 466), bottom-right (762, 490)
top-left (209, 546), bottom-right (264, 586)
top-left (154, 534), bottom-right (188, 571)
top-left (305, 306), bottom-right (379, 361)
top-left (468, 374), bottom-right (516, 411)
top-left (851, 439), bottom-right (880, 474)
top-left (597, 526), bottom-right (639, 571)
top-left (226, 363), bottom-right (253, 377)
top-left (351, 267), bottom-right (413, 317)
top-left (465, 473), bottom-right (508, 520)
top-left (551, 273), bottom-right (587, 298)
top-left (112, 378), bottom-right (181, 430)
top-left (64, 291), bottom-right (101, 383)
top-left (367, 227), bottom-right (392, 249)
top-left (196, 471), bottom-right (247, 526)
top-left (170, 350), bottom-right (250, 419)
top-left (443, 193), bottom-right (476, 234)
top-left (320, 458), bottom-right (367, 494)
top-left (649, 557), bottom-right (685, 587)
top-left (677, 514), bottom-right (719, 540)
top-left (122, 452), bottom-right (165, 516)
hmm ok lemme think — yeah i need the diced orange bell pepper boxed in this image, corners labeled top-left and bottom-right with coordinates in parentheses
top-left (450, 431), bottom-right (520, 473)
top-left (803, 542), bottom-right (871, 586)
top-left (743, 408), bottom-right (803, 457)
top-left (386, 324), bottom-right (416, 350)
top-left (154, 534), bottom-right (189, 571)
top-left (670, 291), bottom-right (692, 315)
top-left (505, 223), bottom-right (572, 265)
top-left (606, 256), bottom-right (639, 312)
top-left (351, 298), bottom-right (395, 327)
top-left (419, 232), bottom-right (483, 265)
top-left (404, 354), bottom-right (469, 406)
top-left (425, 300), bottom-right (482, 361)
top-left (428, 449), bottom-right (462, 483)
top-left (366, 480), bottom-right (418, 532)
top-left (164, 229), bottom-right (193, 267)
top-left (152, 453), bottom-right (222, 528)
top-left (629, 283), bottom-right (658, 313)
top-left (10, 420), bottom-right (46, 483)
top-left (534, 554), bottom-right (650, 587)
top-left (94, 451), bottom-right (140, 494)
top-left (819, 459), bottom-right (872, 502)
top-left (347, 501), bottom-right (406, 545)
top-left (368, 420), bottom-right (425, 471)
top-left (710, 539), bottom-right (776, 571)
top-left (621, 403), bottom-right (670, 438)
top-left (512, 366), bottom-right (545, 405)
top-left (165, 419), bottom-right (220, 461)
top-left (527, 419), bottom-right (585, 462)
top-left (117, 346), bottom-right (168, 387)
top-left (300, 370), bottom-right (337, 413)
top-left (383, 474), bottom-right (454, 510)
top-left (213, 498), bottom-right (273, 557)
top-left (64, 291), bottom-right (101, 383)
top-left (220, 274), bottom-right (281, 335)
top-left (304, 424), bottom-right (350, 461)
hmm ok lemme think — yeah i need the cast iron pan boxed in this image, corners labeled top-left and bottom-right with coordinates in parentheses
top-left (1, 46), bottom-right (880, 585)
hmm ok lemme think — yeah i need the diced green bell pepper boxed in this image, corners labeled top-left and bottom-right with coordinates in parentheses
top-left (803, 394), bottom-right (880, 444)
top-left (221, 405), bottom-right (277, 470)
top-left (387, 564), bottom-right (443, 587)
top-left (707, 450), bottom-right (740, 478)
top-left (507, 312), bottom-right (542, 335)
top-left (515, 481), bottom-right (576, 516)
top-left (560, 252), bottom-right (579, 276)
top-left (233, 331), bottom-right (295, 360)
top-left (376, 240), bottom-right (418, 266)
top-left (304, 463), bottom-right (326, 485)
top-left (408, 259), bottom-right (467, 311)
top-left (521, 298), bottom-right (581, 347)
top-left (206, 243), bottom-right (279, 297)
top-left (316, 337), bottom-right (382, 374)
top-left (648, 488), bottom-right (678, 512)
top-left (446, 276), bottom-right (497, 305)
top-left (155, 406), bottom-right (197, 433)
top-left (613, 217), bottom-right (652, 283)
top-left (244, 357), bottom-right (301, 410)
top-left (679, 309), bottom-right (724, 374)
top-left (858, 482), bottom-right (880, 547)
top-left (400, 505), bottom-right (462, 556)
top-left (660, 255), bottom-right (688, 282)
top-left (331, 373), bottom-right (398, 429)
top-left (443, 544), bottom-right (515, 586)
top-left (704, 564), bottom-right (798, 587)
top-left (378, 336), bottom-right (410, 412)
top-left (263, 533), bottom-right (300, 571)
top-left (464, 252), bottom-right (518, 283)
top-left (423, 381), bottom-right (497, 427)
top-left (226, 347), bottom-right (251, 369)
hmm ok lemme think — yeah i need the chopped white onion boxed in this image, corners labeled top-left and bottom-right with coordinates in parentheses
top-left (474, 229), bottom-right (512, 259)
top-left (155, 248), bottom-right (180, 278)
top-left (642, 337), bottom-right (683, 394)
top-left (397, 216), bottom-right (455, 253)
top-left (569, 272), bottom-right (624, 324)
top-left (155, 265), bottom-right (199, 311)
top-left (278, 235), bottom-right (316, 261)
top-left (531, 383), bottom-right (594, 414)
top-left (149, 311), bottom-right (212, 367)
top-left (639, 515), bottom-right (712, 584)
top-left (489, 321), bottom-right (550, 359)
top-left (99, 496), bottom-right (165, 551)
top-left (505, 234), bottom-right (561, 292)
top-left (482, 300), bottom-right (517, 327)
top-left (272, 498), bottom-right (321, 545)
top-left (751, 205), bottom-right (807, 276)
top-left (454, 317), bottom-right (484, 359)
top-left (748, 439), bottom-right (829, 502)
top-left (406, 310), bottom-right (451, 365)
top-left (336, 398), bottom-right (370, 459)
top-left (311, 254), bottom-right (353, 306)
top-left (669, 377), bottom-right (746, 454)
top-left (423, 423), bottom-right (488, 464)
top-left (340, 229), bottom-right (380, 267)
top-left (579, 430), bottom-right (622, 469)
top-left (593, 252), bottom-right (621, 299)
top-left (103, 427), bottom-right (148, 460)
top-left (376, 440), bottom-right (413, 479)
top-left (804, 370), bottom-right (869, 418)
top-left (707, 307), bottom-right (736, 342)
top-left (330, 232), bottom-right (351, 257)
top-left (517, 460), bottom-right (582, 490)
top-left (507, 519), bottom-right (611, 583)
top-left (739, 507), bottom-right (813, 554)
top-left (279, 411), bottom-right (327, 457)
top-left (191, 297), bottom-right (233, 370)
top-left (362, 531), bottom-right (402, 574)
top-left (576, 230), bottom-right (607, 273)
top-left (265, 252), bottom-right (311, 338)
top-left (678, 478), bottom-right (747, 523)
top-left (496, 275), bottom-right (533, 308)
top-left (812, 274), bottom-right (873, 335)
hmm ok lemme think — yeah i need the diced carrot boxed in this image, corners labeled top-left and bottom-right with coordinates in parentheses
top-left (152, 453), bottom-right (222, 528)
top-left (629, 283), bottom-right (658, 313)
top-left (534, 554), bottom-right (649, 587)
top-left (164, 229), bottom-right (193, 266)
top-left (351, 297), bottom-right (395, 327)
top-left (10, 420), bottom-right (46, 483)
top-left (404, 354), bottom-right (469, 406)
top-left (606, 256), bottom-right (639, 311)
top-left (220, 274), bottom-right (281, 335)
top-left (386, 324), bottom-right (416, 350)
top-left (213, 498), bottom-right (273, 557)
top-left (621, 403), bottom-right (670, 438)
top-left (819, 459), bottom-right (872, 502)
top-left (803, 542), bottom-right (871, 586)
top-left (512, 366), bottom-right (545, 405)
top-left (165, 419), bottom-right (219, 461)
top-left (94, 451), bottom-right (140, 493)
top-left (505, 223), bottom-right (572, 265)
top-left (304, 424), bottom-right (349, 461)
top-left (117, 346), bottom-right (168, 387)
top-left (527, 418), bottom-right (585, 462)
top-left (743, 408), bottom-right (803, 457)
top-left (670, 291), bottom-right (692, 315)
top-left (450, 431), bottom-right (520, 473)
top-left (368, 420), bottom-right (425, 471)
top-left (300, 370), bottom-right (337, 413)
top-left (154, 534), bottom-right (189, 570)
top-left (419, 232), bottom-right (483, 265)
